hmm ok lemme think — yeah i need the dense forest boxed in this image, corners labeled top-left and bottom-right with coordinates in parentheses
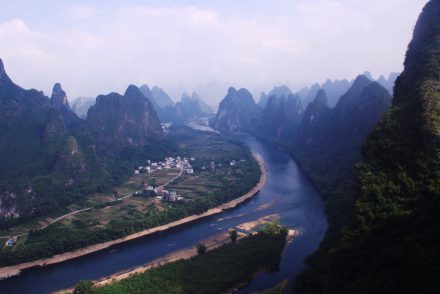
top-left (73, 224), bottom-right (288, 294)
top-left (294, 1), bottom-right (440, 293)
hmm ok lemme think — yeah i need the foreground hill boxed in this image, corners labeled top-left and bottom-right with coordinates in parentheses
top-left (295, 1), bottom-right (440, 292)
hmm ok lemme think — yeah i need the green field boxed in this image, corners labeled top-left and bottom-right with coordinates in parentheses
top-left (0, 126), bottom-right (261, 266)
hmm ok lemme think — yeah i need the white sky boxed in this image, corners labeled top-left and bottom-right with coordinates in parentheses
top-left (0, 0), bottom-right (429, 106)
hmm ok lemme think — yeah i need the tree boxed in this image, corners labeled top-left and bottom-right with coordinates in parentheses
top-left (229, 230), bottom-right (238, 243)
top-left (73, 280), bottom-right (93, 294)
top-left (196, 243), bottom-right (207, 255)
top-left (262, 220), bottom-right (287, 236)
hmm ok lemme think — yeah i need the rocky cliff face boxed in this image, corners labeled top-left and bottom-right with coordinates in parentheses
top-left (140, 85), bottom-right (176, 122)
top-left (50, 83), bottom-right (83, 128)
top-left (0, 60), bottom-right (173, 225)
top-left (0, 58), bottom-right (104, 222)
top-left (290, 76), bottom-right (391, 247)
top-left (296, 75), bottom-right (391, 148)
top-left (0, 58), bottom-right (52, 180)
top-left (211, 87), bottom-right (261, 133)
top-left (259, 94), bottom-right (303, 139)
top-left (296, 89), bottom-right (333, 145)
top-left (87, 85), bottom-right (163, 154)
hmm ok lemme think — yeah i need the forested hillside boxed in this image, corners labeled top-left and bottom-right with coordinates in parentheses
top-left (294, 1), bottom-right (440, 293)
top-left (0, 62), bottom-right (169, 228)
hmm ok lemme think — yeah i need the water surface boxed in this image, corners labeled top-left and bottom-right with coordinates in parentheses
top-left (0, 134), bottom-right (327, 293)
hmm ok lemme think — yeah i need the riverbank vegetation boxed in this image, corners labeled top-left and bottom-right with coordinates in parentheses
top-left (73, 226), bottom-right (288, 294)
top-left (0, 126), bottom-right (261, 266)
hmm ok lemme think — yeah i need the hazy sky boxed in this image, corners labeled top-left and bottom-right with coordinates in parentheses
top-left (0, 0), bottom-right (429, 105)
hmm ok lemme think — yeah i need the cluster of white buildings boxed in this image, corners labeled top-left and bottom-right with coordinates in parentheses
top-left (134, 156), bottom-right (195, 175)
top-left (133, 156), bottom-right (198, 203)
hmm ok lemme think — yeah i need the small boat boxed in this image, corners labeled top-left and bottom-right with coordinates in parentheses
top-left (217, 228), bottom-right (223, 231)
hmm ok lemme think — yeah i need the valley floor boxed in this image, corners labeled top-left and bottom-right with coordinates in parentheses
top-left (0, 153), bottom-right (267, 279)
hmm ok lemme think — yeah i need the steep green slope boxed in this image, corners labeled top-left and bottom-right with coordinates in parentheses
top-left (291, 78), bottom-right (391, 235)
top-left (0, 61), bottom-right (113, 225)
top-left (0, 61), bottom-right (170, 229)
top-left (294, 1), bottom-right (440, 293)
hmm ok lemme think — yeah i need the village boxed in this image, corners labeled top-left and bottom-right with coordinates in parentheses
top-left (2, 153), bottom-right (247, 248)
top-left (133, 156), bottom-right (244, 204)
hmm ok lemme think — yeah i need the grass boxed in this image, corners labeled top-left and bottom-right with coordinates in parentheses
top-left (1, 126), bottom-right (259, 255)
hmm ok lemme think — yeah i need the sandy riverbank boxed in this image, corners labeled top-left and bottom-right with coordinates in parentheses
top-left (0, 152), bottom-right (267, 280)
top-left (77, 231), bottom-right (242, 291)
top-left (57, 226), bottom-right (297, 293)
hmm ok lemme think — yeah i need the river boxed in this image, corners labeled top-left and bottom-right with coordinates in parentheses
top-left (0, 134), bottom-right (327, 293)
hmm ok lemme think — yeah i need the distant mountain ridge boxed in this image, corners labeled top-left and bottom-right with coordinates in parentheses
top-left (211, 87), bottom-right (260, 133)
top-left (259, 93), bottom-right (303, 139)
top-left (140, 84), bottom-right (213, 123)
top-left (258, 85), bottom-right (293, 108)
top-left (212, 74), bottom-right (391, 142)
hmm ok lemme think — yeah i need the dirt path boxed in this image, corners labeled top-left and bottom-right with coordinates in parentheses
top-left (162, 166), bottom-right (184, 187)
top-left (0, 153), bottom-right (267, 279)
top-left (1, 166), bottom-right (186, 240)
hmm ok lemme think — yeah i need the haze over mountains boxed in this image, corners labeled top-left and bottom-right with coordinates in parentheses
top-left (211, 73), bottom-right (392, 141)
top-left (258, 72), bottom-right (398, 109)
top-left (68, 71), bottom-right (398, 127)
top-left (0, 51), bottom-right (401, 230)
